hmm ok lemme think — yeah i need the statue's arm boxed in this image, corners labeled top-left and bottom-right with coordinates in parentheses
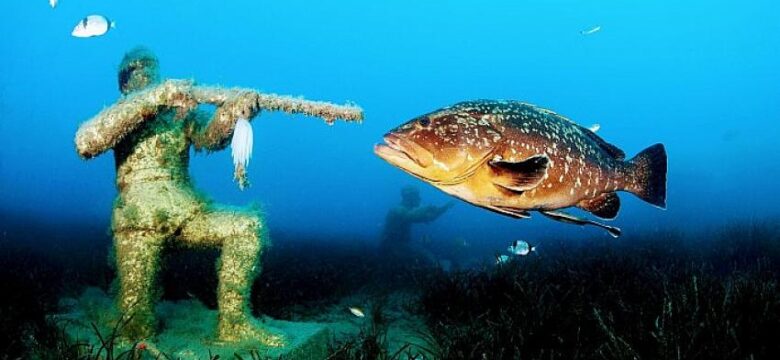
top-left (188, 86), bottom-right (364, 151)
top-left (407, 202), bottom-right (455, 223)
top-left (188, 87), bottom-right (260, 151)
top-left (74, 80), bottom-right (196, 159)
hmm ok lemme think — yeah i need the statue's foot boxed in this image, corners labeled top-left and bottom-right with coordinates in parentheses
top-left (120, 318), bottom-right (156, 342)
top-left (216, 317), bottom-right (286, 347)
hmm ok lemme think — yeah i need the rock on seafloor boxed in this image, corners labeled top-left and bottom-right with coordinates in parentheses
top-left (52, 287), bottom-right (330, 359)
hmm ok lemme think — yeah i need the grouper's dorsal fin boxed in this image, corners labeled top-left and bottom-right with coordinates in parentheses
top-left (529, 103), bottom-right (625, 160)
top-left (489, 154), bottom-right (549, 193)
top-left (579, 126), bottom-right (625, 160)
top-left (577, 192), bottom-right (621, 219)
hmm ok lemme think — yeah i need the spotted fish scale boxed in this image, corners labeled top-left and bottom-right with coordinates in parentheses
top-left (453, 100), bottom-right (625, 205)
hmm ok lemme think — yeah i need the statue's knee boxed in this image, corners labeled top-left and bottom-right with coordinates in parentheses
top-left (244, 217), bottom-right (264, 252)
top-left (114, 232), bottom-right (163, 254)
top-left (228, 215), bottom-right (264, 257)
top-left (113, 231), bottom-right (164, 279)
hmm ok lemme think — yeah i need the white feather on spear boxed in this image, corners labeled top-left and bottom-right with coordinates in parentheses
top-left (231, 118), bottom-right (253, 189)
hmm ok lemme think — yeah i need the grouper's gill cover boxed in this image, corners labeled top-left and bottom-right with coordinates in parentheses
top-left (375, 100), bottom-right (667, 237)
top-left (375, 104), bottom-right (504, 184)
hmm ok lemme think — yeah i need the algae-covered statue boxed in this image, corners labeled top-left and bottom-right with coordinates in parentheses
top-left (379, 186), bottom-right (453, 257)
top-left (74, 47), bottom-right (362, 346)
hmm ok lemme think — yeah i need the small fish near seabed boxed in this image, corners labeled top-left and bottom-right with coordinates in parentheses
top-left (495, 254), bottom-right (510, 265)
top-left (580, 25), bottom-right (601, 36)
top-left (348, 307), bottom-right (365, 318)
top-left (374, 100), bottom-right (667, 237)
top-left (72, 15), bottom-right (116, 38)
top-left (508, 240), bottom-right (536, 256)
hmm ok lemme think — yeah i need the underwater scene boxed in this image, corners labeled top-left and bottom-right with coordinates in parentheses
top-left (1, 0), bottom-right (779, 359)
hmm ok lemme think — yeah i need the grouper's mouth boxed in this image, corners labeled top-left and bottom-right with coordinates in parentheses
top-left (373, 133), bottom-right (431, 169)
top-left (375, 133), bottom-right (489, 186)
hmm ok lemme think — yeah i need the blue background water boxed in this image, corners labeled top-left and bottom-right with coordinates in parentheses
top-left (1, 0), bottom-right (778, 253)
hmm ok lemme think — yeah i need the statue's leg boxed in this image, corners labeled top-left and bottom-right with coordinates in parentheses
top-left (178, 209), bottom-right (285, 346)
top-left (113, 229), bottom-right (165, 340)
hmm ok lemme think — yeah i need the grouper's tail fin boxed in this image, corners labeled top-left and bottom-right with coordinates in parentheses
top-left (625, 143), bottom-right (667, 209)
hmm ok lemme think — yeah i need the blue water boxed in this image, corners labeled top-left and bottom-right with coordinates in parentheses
top-left (1, 0), bottom-right (779, 251)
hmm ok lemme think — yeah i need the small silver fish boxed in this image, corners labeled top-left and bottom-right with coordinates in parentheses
top-left (495, 254), bottom-right (510, 265)
top-left (49, 0), bottom-right (58, 9)
top-left (508, 240), bottom-right (536, 256)
top-left (588, 123), bottom-right (601, 133)
top-left (580, 25), bottom-right (601, 36)
top-left (348, 307), bottom-right (365, 318)
top-left (72, 15), bottom-right (115, 38)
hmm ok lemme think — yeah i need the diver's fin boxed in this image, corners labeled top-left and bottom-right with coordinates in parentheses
top-left (577, 192), bottom-right (621, 220)
top-left (540, 210), bottom-right (621, 238)
top-left (489, 154), bottom-right (549, 192)
top-left (624, 143), bottom-right (667, 209)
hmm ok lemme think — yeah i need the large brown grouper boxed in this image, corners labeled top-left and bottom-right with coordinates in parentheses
top-left (374, 100), bottom-right (667, 237)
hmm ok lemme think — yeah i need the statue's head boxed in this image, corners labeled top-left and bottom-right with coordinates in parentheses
top-left (118, 47), bottom-right (160, 95)
top-left (400, 185), bottom-right (421, 208)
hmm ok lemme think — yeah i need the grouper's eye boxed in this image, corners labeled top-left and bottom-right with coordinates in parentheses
top-left (418, 117), bottom-right (430, 127)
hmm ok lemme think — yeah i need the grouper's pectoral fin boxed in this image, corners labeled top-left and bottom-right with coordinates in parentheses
top-left (577, 192), bottom-right (621, 220)
top-left (540, 210), bottom-right (621, 238)
top-left (489, 154), bottom-right (549, 193)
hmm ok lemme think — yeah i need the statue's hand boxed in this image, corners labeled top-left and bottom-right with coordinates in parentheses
top-left (153, 79), bottom-right (198, 114)
top-left (430, 202), bottom-right (455, 217)
top-left (222, 91), bottom-right (261, 121)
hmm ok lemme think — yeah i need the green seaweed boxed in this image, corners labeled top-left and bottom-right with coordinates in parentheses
top-left (153, 209), bottom-right (170, 232)
top-left (122, 205), bottom-right (141, 225)
top-left (416, 225), bottom-right (780, 359)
